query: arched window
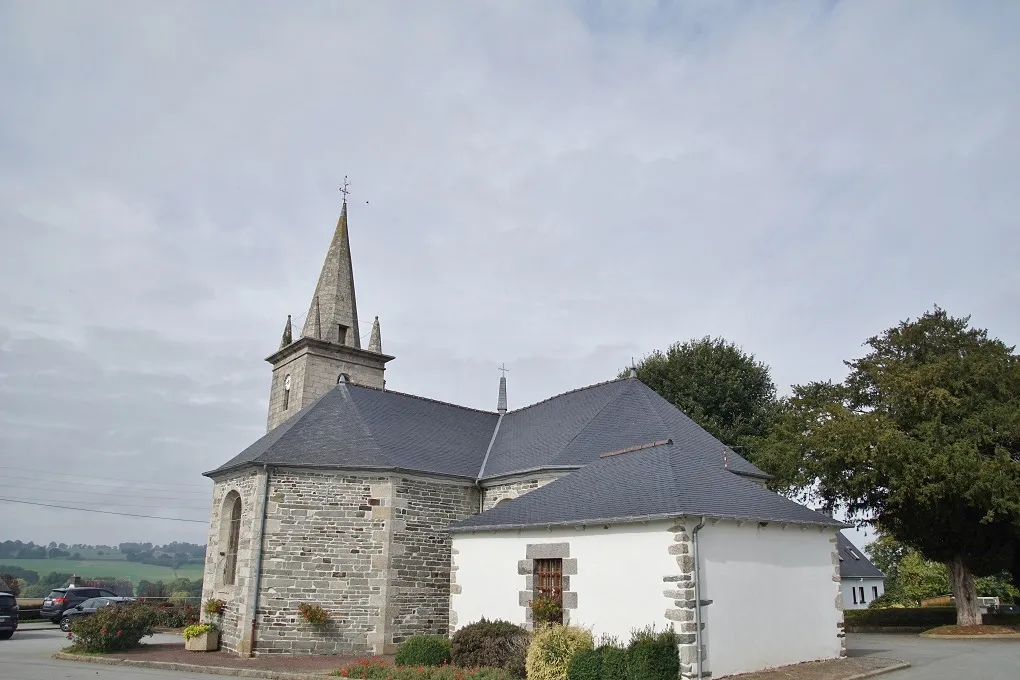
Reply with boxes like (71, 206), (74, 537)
(496, 497), (513, 507)
(222, 493), (242, 586)
(283, 374), (292, 410)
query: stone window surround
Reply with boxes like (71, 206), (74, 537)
(214, 488), (245, 596)
(517, 542), (578, 629)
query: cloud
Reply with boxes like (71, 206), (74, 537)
(0, 0), (1017, 544)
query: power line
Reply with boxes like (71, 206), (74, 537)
(0, 498), (209, 523)
(0, 492), (209, 510)
(0, 466), (211, 490)
(0, 473), (210, 495)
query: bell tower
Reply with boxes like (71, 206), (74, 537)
(264, 196), (394, 431)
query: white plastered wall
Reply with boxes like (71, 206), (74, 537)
(451, 521), (675, 641)
(698, 521), (842, 677)
(841, 578), (885, 610)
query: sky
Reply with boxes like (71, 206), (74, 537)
(0, 1), (1017, 550)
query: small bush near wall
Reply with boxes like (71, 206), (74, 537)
(626, 626), (679, 680)
(332, 658), (511, 679)
(145, 601), (199, 628)
(844, 607), (954, 629)
(526, 625), (593, 680)
(451, 618), (531, 677)
(566, 648), (602, 680)
(68, 602), (156, 653)
(394, 635), (452, 667)
(599, 645), (629, 680)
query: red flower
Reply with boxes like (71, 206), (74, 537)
(101, 626), (108, 633)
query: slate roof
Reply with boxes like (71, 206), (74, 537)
(450, 439), (846, 532)
(207, 377), (769, 483)
(207, 384), (497, 478)
(836, 533), (885, 579)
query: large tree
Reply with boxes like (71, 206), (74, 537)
(624, 336), (778, 452)
(755, 307), (1020, 625)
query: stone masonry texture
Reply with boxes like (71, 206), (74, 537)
(480, 475), (563, 511)
(664, 520), (703, 679)
(266, 341), (388, 431)
(207, 468), (477, 656)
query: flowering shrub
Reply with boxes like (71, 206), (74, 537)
(182, 623), (217, 640)
(298, 602), (330, 626)
(68, 602), (156, 653)
(331, 658), (510, 679)
(203, 598), (226, 616)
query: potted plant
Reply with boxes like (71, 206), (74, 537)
(183, 622), (220, 652)
(297, 602), (330, 627)
(530, 595), (563, 626)
(203, 598), (226, 617)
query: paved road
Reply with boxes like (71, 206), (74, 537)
(848, 632), (1019, 680)
(0, 623), (210, 680)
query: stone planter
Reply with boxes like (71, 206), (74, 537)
(185, 629), (220, 652)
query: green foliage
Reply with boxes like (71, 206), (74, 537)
(530, 596), (563, 625)
(526, 625), (593, 680)
(394, 635), (452, 667)
(598, 645), (629, 680)
(0, 565), (39, 584)
(566, 648), (602, 680)
(146, 601), (199, 628)
(298, 602), (330, 626)
(752, 307), (1020, 622)
(626, 626), (679, 680)
(203, 598), (226, 616)
(68, 601), (156, 653)
(626, 336), (778, 452)
(450, 618), (530, 676)
(181, 622), (217, 640)
(332, 658), (511, 679)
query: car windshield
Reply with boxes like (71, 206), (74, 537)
(0, 595), (15, 607)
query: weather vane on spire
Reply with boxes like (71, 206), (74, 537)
(340, 176), (351, 204)
(498, 363), (511, 377)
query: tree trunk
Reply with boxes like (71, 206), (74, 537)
(949, 555), (981, 627)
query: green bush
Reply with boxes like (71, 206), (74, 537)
(451, 618), (530, 676)
(845, 606), (1020, 629)
(627, 626), (678, 680)
(395, 635), (452, 667)
(182, 623), (216, 641)
(566, 648), (602, 680)
(333, 658), (510, 679)
(526, 625), (593, 680)
(599, 645), (629, 680)
(69, 602), (156, 653)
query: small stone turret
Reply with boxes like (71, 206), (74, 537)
(369, 316), (382, 353)
(279, 315), (293, 349)
(497, 375), (508, 414)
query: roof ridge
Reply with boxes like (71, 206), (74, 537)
(347, 382), (498, 416)
(507, 376), (635, 414)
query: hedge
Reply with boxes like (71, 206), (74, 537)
(845, 607), (1020, 628)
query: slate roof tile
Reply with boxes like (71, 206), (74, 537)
(837, 532), (885, 579)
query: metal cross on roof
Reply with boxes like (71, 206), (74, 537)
(498, 363), (511, 376)
(339, 176), (351, 202)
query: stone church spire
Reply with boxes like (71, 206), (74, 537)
(301, 200), (361, 348)
(279, 315), (293, 349)
(264, 194), (394, 432)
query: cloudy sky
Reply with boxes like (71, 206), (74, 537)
(1, 1), (1017, 548)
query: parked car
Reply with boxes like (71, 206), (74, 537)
(40, 587), (121, 624)
(59, 596), (135, 632)
(0, 590), (18, 640)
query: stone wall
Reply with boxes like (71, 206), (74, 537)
(480, 474), (563, 511)
(266, 341), (389, 431)
(831, 534), (846, 657)
(253, 470), (391, 655)
(389, 478), (478, 649)
(201, 468), (266, 654)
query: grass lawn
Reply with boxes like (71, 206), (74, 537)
(0, 558), (203, 584)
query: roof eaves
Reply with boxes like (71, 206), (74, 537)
(477, 465), (583, 484)
(449, 511), (848, 534)
(206, 462), (479, 483)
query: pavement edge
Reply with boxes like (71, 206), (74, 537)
(845, 661), (912, 680)
(51, 652), (332, 679)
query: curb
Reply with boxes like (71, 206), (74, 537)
(919, 633), (1020, 640)
(52, 652), (334, 679)
(845, 661), (912, 679)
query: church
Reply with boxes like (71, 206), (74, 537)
(201, 200), (847, 678)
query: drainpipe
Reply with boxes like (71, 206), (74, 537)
(247, 464), (271, 656)
(691, 516), (707, 680)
